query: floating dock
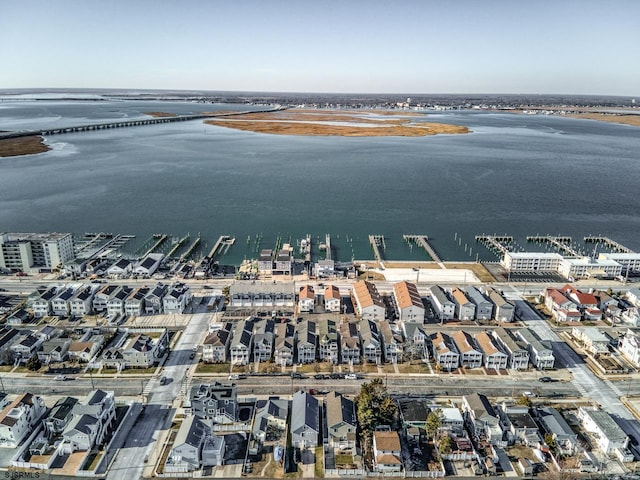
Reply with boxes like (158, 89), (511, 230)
(584, 236), (634, 253)
(404, 234), (445, 268)
(368, 234), (386, 268)
(76, 233), (135, 259)
(207, 235), (235, 258)
(526, 235), (580, 257)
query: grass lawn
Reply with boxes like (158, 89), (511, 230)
(195, 363), (231, 374)
(121, 366), (157, 374)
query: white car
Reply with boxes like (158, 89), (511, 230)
(344, 374), (357, 380)
(228, 374), (240, 380)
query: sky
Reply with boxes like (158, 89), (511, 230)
(1, 0), (639, 96)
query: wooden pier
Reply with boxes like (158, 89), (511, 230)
(76, 233), (135, 259)
(325, 234), (331, 261)
(404, 235), (444, 267)
(368, 235), (386, 268)
(180, 236), (201, 262)
(584, 236), (635, 253)
(526, 235), (580, 257)
(207, 235), (235, 258)
(142, 234), (168, 258)
(475, 235), (513, 256)
(166, 234), (190, 258)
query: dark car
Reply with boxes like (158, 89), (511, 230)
(314, 374), (326, 380)
(539, 376), (553, 383)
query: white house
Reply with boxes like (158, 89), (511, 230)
(0, 393), (46, 448)
(298, 285), (315, 313)
(393, 281), (424, 321)
(323, 285), (341, 313)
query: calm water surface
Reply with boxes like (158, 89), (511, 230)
(1, 101), (639, 264)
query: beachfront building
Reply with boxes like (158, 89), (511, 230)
(0, 232), (74, 273)
(228, 281), (295, 308)
(392, 281), (424, 321)
(257, 249), (274, 275)
(598, 252), (640, 272)
(296, 319), (317, 364)
(203, 324), (232, 364)
(501, 251), (562, 273)
(559, 257), (622, 280)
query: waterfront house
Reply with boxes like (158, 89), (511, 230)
(627, 288), (640, 307)
(429, 285), (455, 321)
(106, 258), (132, 278)
(516, 329), (555, 369)
(228, 280), (295, 308)
(475, 331), (508, 370)
(393, 281), (425, 321)
(134, 253), (163, 277)
(491, 328), (529, 370)
(144, 283), (168, 314)
(102, 330), (168, 370)
(451, 330), (483, 369)
(298, 285), (315, 313)
(290, 391), (319, 448)
(352, 280), (385, 320)
(274, 248), (292, 276)
(0, 393), (46, 448)
(498, 404), (541, 446)
(545, 288), (581, 322)
(202, 323), (232, 364)
(431, 332), (459, 371)
(296, 319), (317, 364)
(465, 286), (493, 321)
(0, 326), (19, 363)
(372, 431), (403, 473)
(323, 285), (341, 312)
(326, 391), (357, 451)
(6, 309), (31, 326)
(189, 382), (237, 424)
(257, 249), (274, 275)
(486, 287), (515, 322)
(452, 288), (476, 320)
(317, 317), (339, 364)
(398, 398), (429, 432)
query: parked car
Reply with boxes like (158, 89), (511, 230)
(539, 376), (553, 383)
(54, 375), (67, 381)
(344, 373), (357, 380)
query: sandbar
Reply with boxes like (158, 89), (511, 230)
(0, 135), (50, 157)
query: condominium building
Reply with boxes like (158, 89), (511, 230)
(0, 232), (74, 273)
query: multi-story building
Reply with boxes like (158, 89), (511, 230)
(0, 393), (46, 448)
(230, 319), (253, 366)
(465, 286), (493, 321)
(189, 383), (237, 424)
(516, 329), (555, 369)
(475, 331), (508, 370)
(203, 323), (232, 364)
(491, 328), (529, 370)
(274, 322), (295, 367)
(392, 281), (424, 321)
(451, 288), (476, 320)
(352, 280), (385, 320)
(296, 319), (317, 364)
(318, 317), (339, 364)
(359, 318), (382, 364)
(429, 286), (455, 321)
(323, 285), (341, 313)
(431, 332), (459, 371)
(501, 251), (562, 273)
(451, 330), (483, 368)
(274, 248), (292, 276)
(298, 285), (315, 313)
(257, 249), (274, 275)
(0, 232), (74, 273)
(486, 287), (515, 322)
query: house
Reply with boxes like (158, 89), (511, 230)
(202, 323), (232, 363)
(274, 248), (292, 276)
(451, 288), (476, 320)
(561, 284), (599, 310)
(325, 392), (356, 451)
(69, 285), (96, 316)
(106, 258), (132, 278)
(257, 249), (274, 275)
(62, 389), (116, 453)
(318, 317), (339, 364)
(165, 416), (213, 473)
(0, 326), (20, 363)
(440, 407), (464, 434)
(486, 287), (515, 322)
(323, 285), (341, 313)
(627, 288), (640, 307)
(10, 332), (43, 363)
(163, 283), (192, 314)
(621, 307), (640, 327)
(32, 286), (58, 318)
(499, 404), (540, 446)
(273, 322), (295, 367)
(352, 280), (385, 320)
(402, 321), (428, 360)
(67, 334), (104, 363)
(572, 327), (610, 356)
(134, 253), (163, 277)
(6, 309), (31, 326)
(44, 396), (78, 438)
(462, 393), (502, 444)
(393, 281), (424, 321)
(398, 398), (429, 432)
(91, 284), (119, 313)
(578, 407), (629, 457)
(491, 328), (529, 370)
(37, 337), (71, 364)
(475, 331), (508, 370)
(252, 318), (275, 363)
(359, 318), (382, 364)
(0, 393), (46, 448)
(431, 332), (459, 371)
(372, 431), (402, 472)
(536, 407), (578, 456)
(545, 288), (581, 322)
(451, 330), (483, 369)
(290, 391), (319, 448)
(465, 286), (493, 321)
(298, 285), (315, 313)
(108, 286), (134, 317)
(252, 397), (289, 444)
(429, 286), (455, 321)
(102, 331), (168, 370)
(189, 383), (237, 424)
(379, 320), (402, 364)
(315, 259), (335, 278)
(619, 329), (640, 367)
(339, 319), (361, 365)
(296, 319), (317, 364)
(202, 434), (225, 467)
(125, 286), (149, 317)
(516, 329), (555, 369)
(51, 287), (75, 316)
(144, 283), (168, 314)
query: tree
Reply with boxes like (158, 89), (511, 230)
(355, 378), (398, 442)
(438, 434), (453, 455)
(516, 394), (532, 407)
(544, 433), (557, 451)
(426, 408), (444, 441)
(26, 354), (41, 371)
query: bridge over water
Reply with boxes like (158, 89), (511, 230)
(0, 108), (282, 140)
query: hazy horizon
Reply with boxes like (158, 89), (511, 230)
(2, 0), (639, 96)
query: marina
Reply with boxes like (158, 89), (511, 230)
(526, 235), (581, 257)
(404, 234), (444, 266)
(368, 234), (386, 268)
(584, 235), (635, 253)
